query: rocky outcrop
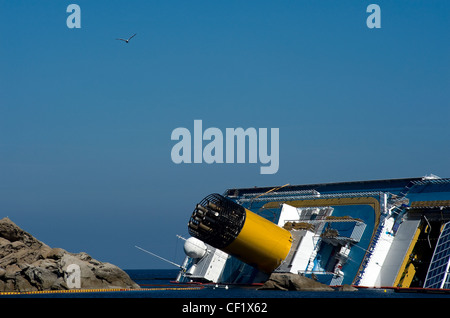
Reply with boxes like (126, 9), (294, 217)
(259, 272), (334, 291)
(0, 217), (140, 292)
(338, 284), (358, 292)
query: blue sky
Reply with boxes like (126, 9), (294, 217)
(0, 1), (449, 269)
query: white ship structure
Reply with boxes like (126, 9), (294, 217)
(175, 175), (450, 290)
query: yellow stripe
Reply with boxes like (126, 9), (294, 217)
(0, 286), (202, 296)
(393, 226), (422, 287)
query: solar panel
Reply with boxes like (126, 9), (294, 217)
(424, 222), (450, 289)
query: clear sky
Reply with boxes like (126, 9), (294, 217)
(0, 1), (449, 269)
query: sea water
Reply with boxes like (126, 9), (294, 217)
(3, 269), (450, 299)
(3, 269), (448, 316)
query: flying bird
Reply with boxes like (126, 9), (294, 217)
(116, 33), (136, 43)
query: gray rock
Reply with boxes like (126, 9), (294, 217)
(259, 272), (334, 291)
(339, 284), (358, 292)
(0, 217), (140, 292)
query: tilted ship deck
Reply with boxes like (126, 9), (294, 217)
(176, 175), (450, 290)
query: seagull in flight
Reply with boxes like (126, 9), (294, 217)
(116, 33), (136, 44)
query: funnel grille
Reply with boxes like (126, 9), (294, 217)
(188, 193), (246, 249)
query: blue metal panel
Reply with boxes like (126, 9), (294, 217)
(424, 222), (450, 289)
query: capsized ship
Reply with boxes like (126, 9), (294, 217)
(176, 175), (450, 289)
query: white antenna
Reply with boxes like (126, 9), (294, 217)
(135, 245), (184, 270)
